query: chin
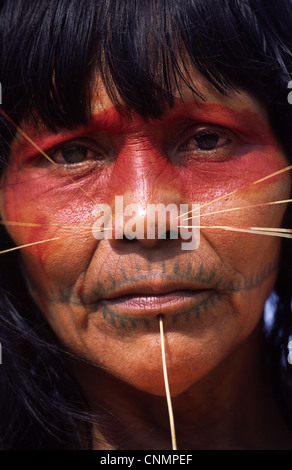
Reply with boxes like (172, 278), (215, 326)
(125, 371), (196, 397)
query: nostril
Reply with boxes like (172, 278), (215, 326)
(121, 230), (179, 241)
(122, 233), (136, 241)
(162, 229), (179, 240)
(165, 230), (171, 240)
(165, 230), (177, 240)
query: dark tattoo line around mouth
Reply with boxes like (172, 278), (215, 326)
(47, 258), (278, 309)
(81, 261), (225, 305)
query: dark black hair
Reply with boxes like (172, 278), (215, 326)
(0, 0), (291, 449)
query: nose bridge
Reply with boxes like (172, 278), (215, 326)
(114, 134), (182, 204)
(108, 137), (188, 243)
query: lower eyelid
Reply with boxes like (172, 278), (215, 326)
(173, 137), (237, 164)
(182, 135), (233, 152)
(49, 145), (105, 163)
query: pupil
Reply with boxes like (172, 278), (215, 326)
(195, 133), (219, 150)
(62, 145), (88, 163)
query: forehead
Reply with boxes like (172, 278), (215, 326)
(11, 69), (272, 155)
(91, 70), (269, 124)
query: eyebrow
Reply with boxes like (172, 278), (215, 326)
(11, 107), (134, 160)
(151, 101), (273, 139)
(10, 101), (275, 160)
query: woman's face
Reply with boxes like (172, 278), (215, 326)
(0, 75), (290, 396)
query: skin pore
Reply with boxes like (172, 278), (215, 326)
(0, 74), (291, 449)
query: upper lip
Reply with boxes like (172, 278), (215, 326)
(84, 278), (215, 304)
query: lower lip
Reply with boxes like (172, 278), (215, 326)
(103, 290), (210, 316)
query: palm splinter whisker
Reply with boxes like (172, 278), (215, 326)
(0, 237), (60, 255)
(177, 165), (292, 220)
(158, 314), (177, 451)
(178, 225), (292, 239)
(0, 220), (42, 227)
(253, 165), (292, 184)
(185, 199), (292, 220)
(179, 224), (292, 233)
(0, 109), (99, 206)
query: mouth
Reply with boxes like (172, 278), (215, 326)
(92, 278), (217, 318)
(102, 289), (210, 316)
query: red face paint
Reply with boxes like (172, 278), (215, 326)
(4, 100), (288, 253)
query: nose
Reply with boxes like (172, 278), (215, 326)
(108, 176), (199, 251)
(112, 188), (188, 247)
(92, 137), (199, 250)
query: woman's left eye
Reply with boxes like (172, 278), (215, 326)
(188, 130), (232, 151)
(173, 127), (235, 164)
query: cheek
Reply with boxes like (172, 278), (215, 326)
(179, 148), (290, 205)
(1, 173), (99, 290)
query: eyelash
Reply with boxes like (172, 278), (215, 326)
(47, 139), (106, 166)
(43, 125), (234, 168)
(177, 126), (234, 160)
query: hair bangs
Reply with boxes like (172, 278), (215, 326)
(0, 0), (292, 137)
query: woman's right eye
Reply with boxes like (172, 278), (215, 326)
(48, 141), (105, 165)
